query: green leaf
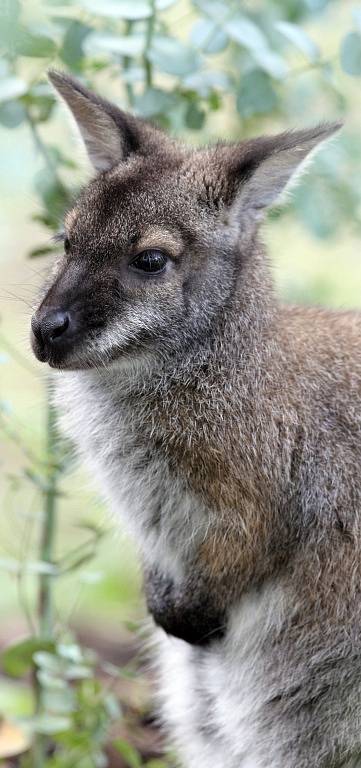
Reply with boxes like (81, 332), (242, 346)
(34, 168), (71, 228)
(79, 0), (159, 19)
(146, 762), (169, 768)
(275, 21), (319, 62)
(2, 638), (55, 678)
(25, 94), (54, 123)
(113, 739), (142, 768)
(0, 100), (26, 128)
(185, 101), (205, 130)
(148, 36), (201, 76)
(60, 21), (91, 70)
(134, 87), (177, 117)
(34, 652), (64, 674)
(60, 550), (96, 574)
(65, 664), (93, 680)
(75, 518), (108, 536)
(340, 32), (361, 76)
(224, 17), (287, 79)
(31, 714), (71, 734)
(84, 32), (144, 57)
(253, 47), (288, 79)
(0, 679), (32, 718)
(28, 245), (58, 258)
(191, 19), (228, 54)
(15, 28), (57, 58)
(237, 69), (278, 118)
(57, 643), (83, 663)
(192, 0), (229, 23)
(122, 66), (144, 84)
(25, 561), (58, 575)
(37, 670), (67, 689)
(0, 0), (20, 49)
(184, 69), (231, 97)
(42, 686), (76, 714)
(224, 17), (268, 51)
(0, 77), (27, 103)
(47, 145), (77, 169)
(104, 692), (122, 720)
(294, 177), (339, 238)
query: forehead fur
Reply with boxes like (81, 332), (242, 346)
(65, 142), (244, 246)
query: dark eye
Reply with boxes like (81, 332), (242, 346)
(130, 249), (168, 275)
(64, 237), (71, 254)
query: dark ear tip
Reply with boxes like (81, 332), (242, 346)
(319, 120), (343, 139)
(47, 68), (74, 95)
(48, 69), (83, 95)
(48, 68), (65, 86)
(328, 119), (343, 133)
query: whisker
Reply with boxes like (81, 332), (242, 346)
(0, 289), (34, 309)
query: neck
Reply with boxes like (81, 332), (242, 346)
(163, 238), (277, 383)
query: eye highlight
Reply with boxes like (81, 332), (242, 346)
(130, 249), (168, 275)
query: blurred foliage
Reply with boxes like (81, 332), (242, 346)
(1, 0), (361, 239)
(1, 0), (361, 765)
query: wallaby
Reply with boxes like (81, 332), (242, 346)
(30, 70), (361, 768)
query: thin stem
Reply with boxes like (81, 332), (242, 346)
(123, 20), (136, 107)
(32, 383), (59, 767)
(25, 107), (61, 182)
(38, 385), (58, 638)
(144, 0), (156, 90)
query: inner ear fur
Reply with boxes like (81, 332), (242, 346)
(221, 123), (342, 215)
(48, 70), (168, 172)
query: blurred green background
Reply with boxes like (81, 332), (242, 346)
(2, 0), (361, 764)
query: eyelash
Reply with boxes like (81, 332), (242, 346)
(52, 231), (65, 244)
(52, 232), (70, 254)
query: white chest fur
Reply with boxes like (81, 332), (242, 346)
(157, 582), (287, 768)
(54, 369), (209, 581)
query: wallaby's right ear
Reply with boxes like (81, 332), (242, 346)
(48, 70), (162, 172)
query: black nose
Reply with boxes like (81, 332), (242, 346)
(31, 309), (73, 361)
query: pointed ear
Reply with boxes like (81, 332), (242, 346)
(48, 70), (161, 172)
(228, 123), (342, 216)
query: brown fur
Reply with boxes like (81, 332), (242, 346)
(30, 72), (361, 766)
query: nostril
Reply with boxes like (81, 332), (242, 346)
(49, 312), (70, 341)
(32, 309), (72, 349)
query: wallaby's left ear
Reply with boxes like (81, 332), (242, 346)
(229, 122), (342, 216)
(48, 70), (165, 172)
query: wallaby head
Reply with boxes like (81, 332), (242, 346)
(31, 70), (340, 371)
